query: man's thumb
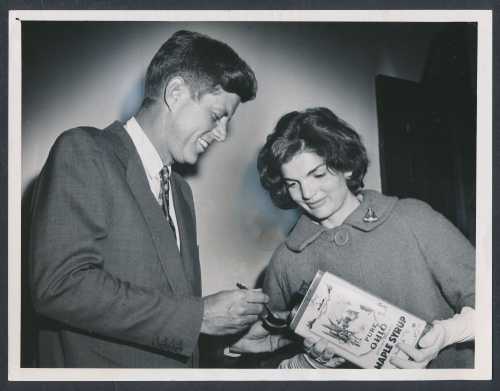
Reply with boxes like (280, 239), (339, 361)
(273, 335), (293, 351)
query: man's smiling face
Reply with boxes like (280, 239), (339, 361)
(164, 86), (241, 165)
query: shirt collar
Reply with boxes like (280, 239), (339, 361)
(124, 117), (166, 179)
(285, 190), (398, 252)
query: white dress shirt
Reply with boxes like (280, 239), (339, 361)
(124, 117), (180, 249)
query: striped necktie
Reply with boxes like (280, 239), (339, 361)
(159, 166), (177, 240)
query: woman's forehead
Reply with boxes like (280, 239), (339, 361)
(281, 151), (325, 177)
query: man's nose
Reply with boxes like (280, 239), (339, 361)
(213, 118), (228, 142)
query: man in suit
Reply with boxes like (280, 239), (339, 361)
(29, 30), (284, 368)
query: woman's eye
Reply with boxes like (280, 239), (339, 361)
(286, 182), (297, 189)
(314, 172), (326, 178)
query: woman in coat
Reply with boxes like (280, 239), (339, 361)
(257, 107), (475, 369)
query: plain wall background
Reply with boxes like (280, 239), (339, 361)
(22, 21), (442, 294)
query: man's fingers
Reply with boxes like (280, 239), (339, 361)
(243, 314), (259, 325)
(277, 335), (293, 349)
(231, 314), (258, 329)
(237, 303), (265, 316)
(243, 290), (270, 304)
(270, 335), (293, 352)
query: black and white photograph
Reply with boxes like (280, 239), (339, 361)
(7, 9), (492, 382)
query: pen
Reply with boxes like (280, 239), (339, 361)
(236, 282), (286, 328)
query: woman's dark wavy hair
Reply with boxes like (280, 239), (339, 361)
(144, 30), (257, 103)
(257, 107), (369, 210)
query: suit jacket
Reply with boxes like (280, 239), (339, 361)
(29, 122), (203, 368)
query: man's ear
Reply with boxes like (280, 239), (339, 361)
(163, 77), (190, 111)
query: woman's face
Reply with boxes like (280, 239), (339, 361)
(281, 150), (358, 228)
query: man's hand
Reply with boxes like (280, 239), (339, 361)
(200, 289), (269, 335)
(229, 312), (293, 354)
(390, 323), (447, 369)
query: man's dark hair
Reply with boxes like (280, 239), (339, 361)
(257, 107), (369, 210)
(144, 30), (257, 103)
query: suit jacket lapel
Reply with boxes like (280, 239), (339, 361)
(171, 174), (200, 296)
(102, 122), (192, 296)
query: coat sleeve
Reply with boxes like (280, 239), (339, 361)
(29, 129), (203, 357)
(263, 244), (292, 311)
(400, 199), (475, 312)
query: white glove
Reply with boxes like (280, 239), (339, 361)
(391, 307), (475, 368)
(433, 306), (475, 346)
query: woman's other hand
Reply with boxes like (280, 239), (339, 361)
(391, 307), (474, 368)
(303, 336), (346, 368)
(390, 323), (447, 368)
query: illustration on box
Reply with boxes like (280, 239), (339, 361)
(291, 271), (429, 369)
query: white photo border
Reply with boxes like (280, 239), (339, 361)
(8, 9), (492, 381)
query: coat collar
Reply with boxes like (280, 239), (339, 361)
(100, 121), (135, 167)
(285, 190), (398, 252)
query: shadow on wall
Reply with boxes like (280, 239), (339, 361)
(120, 74), (207, 180)
(119, 75), (145, 123)
(240, 153), (299, 251)
(238, 151), (300, 289)
(21, 177), (38, 367)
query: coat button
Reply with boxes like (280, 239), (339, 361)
(334, 229), (349, 246)
(320, 231), (331, 240)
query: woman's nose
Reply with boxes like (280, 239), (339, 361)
(301, 182), (315, 200)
